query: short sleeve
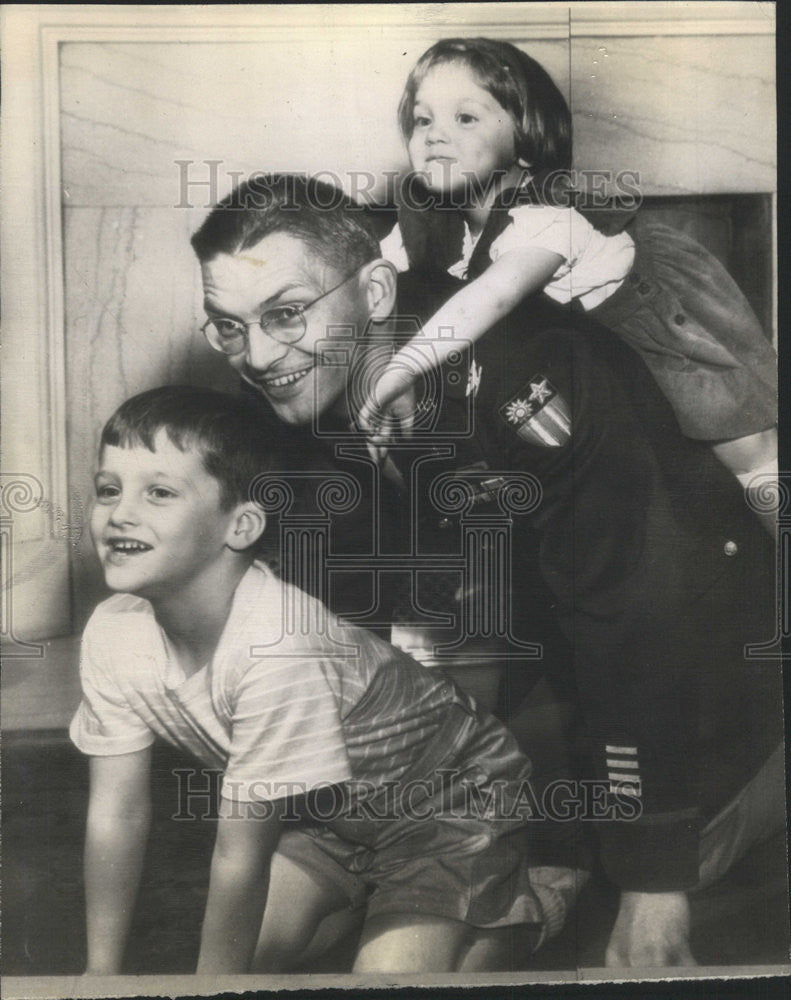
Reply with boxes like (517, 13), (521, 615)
(379, 222), (410, 272)
(69, 613), (155, 756)
(490, 206), (593, 266)
(221, 657), (352, 803)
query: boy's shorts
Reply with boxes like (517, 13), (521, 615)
(275, 704), (585, 949)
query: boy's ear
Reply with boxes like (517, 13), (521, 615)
(225, 503), (266, 553)
(360, 259), (397, 321)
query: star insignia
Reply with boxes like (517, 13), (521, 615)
(528, 379), (552, 404)
(499, 375), (570, 447)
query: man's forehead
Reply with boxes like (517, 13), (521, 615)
(201, 231), (326, 299)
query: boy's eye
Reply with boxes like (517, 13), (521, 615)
(96, 484), (120, 501)
(457, 113), (478, 125)
(413, 115), (431, 128)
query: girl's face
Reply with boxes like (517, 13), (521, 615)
(407, 61), (523, 198)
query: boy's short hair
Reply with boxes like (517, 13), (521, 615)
(100, 385), (278, 512)
(398, 37), (572, 179)
(190, 173), (381, 272)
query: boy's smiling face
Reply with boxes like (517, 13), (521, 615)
(91, 431), (240, 601)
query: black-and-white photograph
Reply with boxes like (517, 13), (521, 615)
(2, 3), (787, 995)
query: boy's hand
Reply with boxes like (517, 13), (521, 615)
(605, 890), (696, 968)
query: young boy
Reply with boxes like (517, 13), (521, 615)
(70, 385), (578, 975)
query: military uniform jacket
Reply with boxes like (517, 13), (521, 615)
(389, 270), (782, 892)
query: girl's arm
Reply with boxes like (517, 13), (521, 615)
(84, 747), (152, 975)
(196, 796), (285, 973)
(360, 247), (563, 433)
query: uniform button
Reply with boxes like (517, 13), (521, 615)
(638, 281), (651, 294)
(674, 313), (686, 325)
(724, 540), (738, 556)
(438, 517), (452, 529)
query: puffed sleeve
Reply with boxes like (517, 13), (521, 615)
(69, 607), (156, 756)
(490, 205), (594, 266)
(379, 222), (410, 272)
(221, 656), (352, 804)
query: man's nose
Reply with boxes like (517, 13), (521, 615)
(245, 323), (288, 371)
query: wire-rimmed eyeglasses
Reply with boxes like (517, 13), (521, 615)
(201, 266), (361, 355)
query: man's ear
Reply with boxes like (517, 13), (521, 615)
(225, 503), (267, 553)
(360, 259), (397, 321)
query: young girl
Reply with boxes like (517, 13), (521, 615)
(361, 38), (777, 529)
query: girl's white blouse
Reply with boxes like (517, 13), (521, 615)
(380, 205), (636, 312)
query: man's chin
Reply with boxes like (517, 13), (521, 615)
(263, 388), (340, 429)
(241, 370), (348, 428)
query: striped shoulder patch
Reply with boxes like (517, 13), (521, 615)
(499, 376), (571, 447)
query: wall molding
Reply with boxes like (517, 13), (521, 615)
(28, 1), (775, 35)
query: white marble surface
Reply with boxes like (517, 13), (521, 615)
(59, 34), (773, 206)
(59, 39), (570, 206)
(571, 35), (775, 195)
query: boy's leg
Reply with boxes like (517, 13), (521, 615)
(457, 923), (542, 972)
(352, 914), (540, 973)
(352, 913), (473, 973)
(251, 850), (362, 972)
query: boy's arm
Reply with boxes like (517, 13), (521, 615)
(360, 248), (563, 432)
(84, 747), (152, 975)
(197, 796), (285, 973)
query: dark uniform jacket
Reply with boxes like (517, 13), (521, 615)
(389, 267), (781, 892)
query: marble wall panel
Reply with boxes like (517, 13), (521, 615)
(60, 34), (774, 209)
(59, 39), (570, 206)
(570, 35), (775, 195)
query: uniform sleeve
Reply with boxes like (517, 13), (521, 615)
(69, 613), (156, 757)
(221, 657), (352, 804)
(485, 320), (703, 890)
(379, 222), (410, 272)
(490, 206), (593, 266)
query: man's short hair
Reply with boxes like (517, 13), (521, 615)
(191, 173), (381, 273)
(100, 385), (279, 512)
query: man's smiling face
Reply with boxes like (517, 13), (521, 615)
(201, 232), (366, 425)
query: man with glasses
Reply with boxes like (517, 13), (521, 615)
(191, 173), (783, 969)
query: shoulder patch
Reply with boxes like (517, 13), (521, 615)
(499, 376), (571, 447)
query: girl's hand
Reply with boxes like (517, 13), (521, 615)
(357, 394), (397, 447)
(357, 366), (419, 447)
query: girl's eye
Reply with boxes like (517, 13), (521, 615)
(96, 484), (120, 501)
(413, 116), (431, 128)
(457, 113), (478, 125)
(149, 487), (176, 501)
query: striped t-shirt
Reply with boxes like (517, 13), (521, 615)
(70, 562), (476, 804)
